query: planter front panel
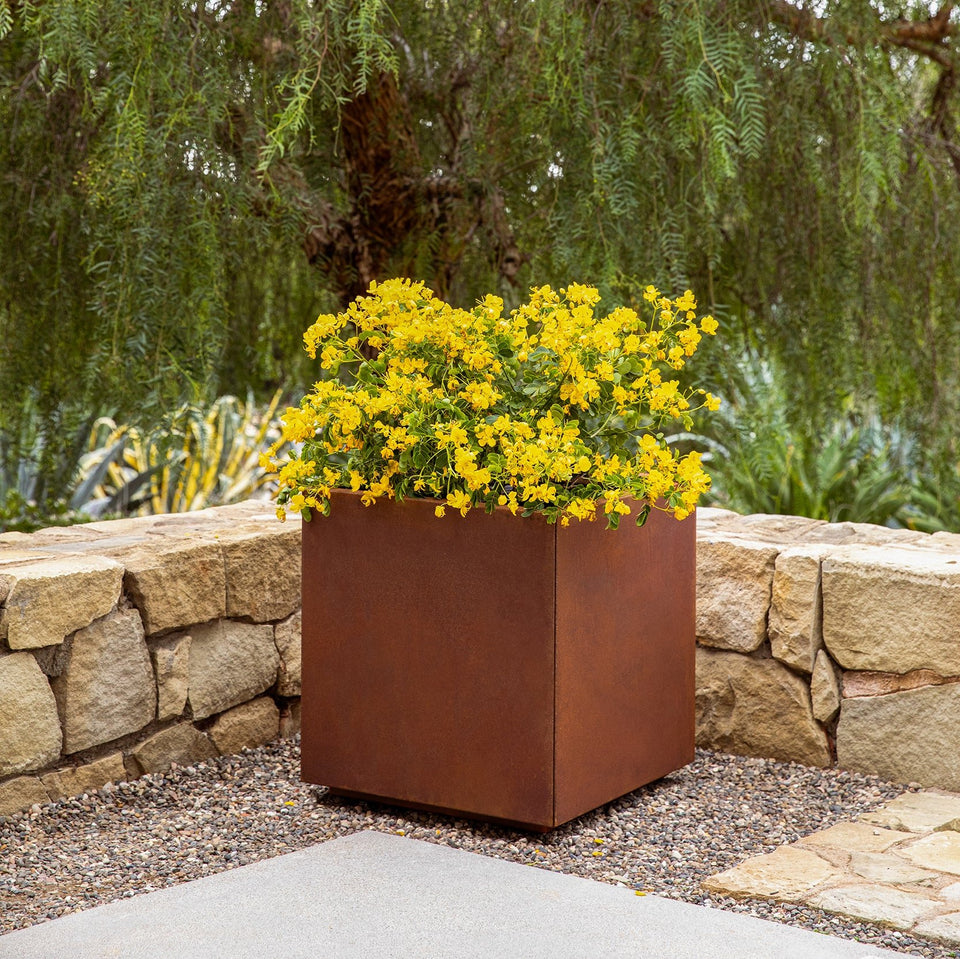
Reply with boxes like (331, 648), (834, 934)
(301, 491), (557, 826)
(554, 508), (696, 825)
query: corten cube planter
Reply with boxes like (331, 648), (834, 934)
(300, 489), (695, 832)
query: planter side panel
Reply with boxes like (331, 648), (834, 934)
(554, 509), (696, 826)
(301, 492), (557, 827)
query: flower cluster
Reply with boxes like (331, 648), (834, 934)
(263, 278), (719, 527)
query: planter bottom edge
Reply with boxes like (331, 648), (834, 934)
(314, 785), (558, 834)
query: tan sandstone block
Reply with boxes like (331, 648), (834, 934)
(219, 523), (301, 622)
(187, 620), (280, 720)
(809, 884), (941, 930)
(0, 776), (50, 816)
(0, 550), (53, 569)
(837, 686), (960, 791)
(52, 608), (156, 754)
(693, 507), (742, 534)
(797, 821), (913, 853)
(274, 610), (301, 697)
(842, 670), (954, 698)
(915, 912), (960, 945)
(40, 752), (126, 800)
(0, 556), (123, 649)
(207, 697), (280, 755)
(131, 724), (217, 775)
(848, 851), (938, 884)
(150, 632), (192, 721)
(121, 540), (225, 636)
(702, 846), (839, 900)
(696, 537), (779, 652)
(721, 513), (827, 541)
(900, 831), (960, 876)
(799, 522), (927, 547)
(769, 547), (827, 674)
(822, 546), (960, 674)
(861, 791), (960, 833)
(810, 650), (841, 723)
(0, 652), (61, 777)
(695, 647), (831, 767)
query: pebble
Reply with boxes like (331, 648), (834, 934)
(0, 742), (954, 957)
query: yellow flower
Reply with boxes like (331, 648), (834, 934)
(674, 290), (696, 312)
(273, 277), (719, 526)
(563, 283), (601, 306)
(447, 490), (472, 516)
(460, 380), (502, 410)
(434, 504), (446, 518)
(475, 423), (497, 447)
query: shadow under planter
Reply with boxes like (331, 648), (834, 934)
(300, 490), (695, 832)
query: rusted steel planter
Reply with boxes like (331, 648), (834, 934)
(300, 489), (695, 832)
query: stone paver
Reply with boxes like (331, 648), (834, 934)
(900, 832), (960, 876)
(702, 846), (840, 899)
(704, 789), (960, 947)
(847, 851), (937, 885)
(915, 912), (960, 946)
(809, 884), (942, 931)
(860, 791), (960, 833)
(796, 821), (913, 854)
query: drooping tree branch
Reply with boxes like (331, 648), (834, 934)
(764, 3), (960, 182)
(764, 1), (956, 55)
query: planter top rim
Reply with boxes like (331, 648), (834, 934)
(321, 488), (692, 527)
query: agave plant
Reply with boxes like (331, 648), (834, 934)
(75, 391), (288, 519)
(0, 397), (95, 532)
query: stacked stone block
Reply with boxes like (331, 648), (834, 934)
(0, 502), (302, 817)
(696, 509), (960, 790)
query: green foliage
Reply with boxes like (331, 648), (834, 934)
(899, 465), (960, 534)
(695, 358), (911, 526)
(5, 2), (960, 524)
(0, 1), (328, 516)
(0, 397), (97, 531)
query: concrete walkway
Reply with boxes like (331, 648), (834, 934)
(0, 830), (902, 959)
(706, 790), (960, 947)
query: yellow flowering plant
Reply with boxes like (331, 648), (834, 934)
(263, 278), (720, 528)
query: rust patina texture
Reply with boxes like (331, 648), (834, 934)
(300, 489), (695, 831)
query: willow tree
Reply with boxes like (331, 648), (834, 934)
(2, 1), (960, 511)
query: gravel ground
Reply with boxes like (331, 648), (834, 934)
(0, 739), (956, 957)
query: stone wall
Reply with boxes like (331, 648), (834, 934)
(2, 502), (959, 819)
(0, 502), (302, 817)
(696, 507), (960, 790)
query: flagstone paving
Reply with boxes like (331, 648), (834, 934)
(704, 790), (960, 947)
